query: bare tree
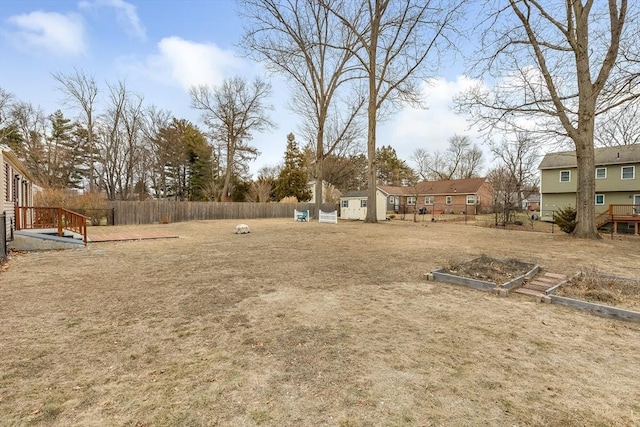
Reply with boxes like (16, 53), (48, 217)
(457, 0), (639, 238)
(410, 148), (433, 181)
(489, 133), (540, 210)
(8, 101), (48, 182)
(190, 77), (274, 201)
(240, 0), (364, 211)
(0, 88), (16, 143)
(325, 0), (463, 222)
(411, 135), (484, 181)
(52, 69), (99, 191)
(487, 166), (519, 225)
(596, 101), (640, 146)
(97, 81), (145, 200)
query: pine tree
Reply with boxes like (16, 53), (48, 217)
(275, 133), (311, 202)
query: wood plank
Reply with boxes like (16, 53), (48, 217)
(543, 272), (567, 280)
(529, 280), (555, 288)
(514, 288), (544, 297)
(535, 277), (558, 284)
(526, 284), (550, 292)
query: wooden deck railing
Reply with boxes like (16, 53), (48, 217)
(14, 206), (88, 244)
(596, 204), (640, 228)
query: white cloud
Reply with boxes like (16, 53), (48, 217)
(135, 36), (242, 89)
(79, 0), (146, 40)
(384, 75), (485, 159)
(4, 11), (86, 56)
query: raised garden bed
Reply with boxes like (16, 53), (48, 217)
(549, 271), (640, 323)
(428, 255), (539, 292)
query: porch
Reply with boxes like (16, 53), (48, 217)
(596, 204), (640, 235)
(15, 206), (88, 244)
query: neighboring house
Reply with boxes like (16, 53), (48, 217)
(380, 177), (494, 216)
(539, 144), (640, 232)
(523, 192), (541, 211)
(339, 178), (494, 220)
(1, 145), (35, 240)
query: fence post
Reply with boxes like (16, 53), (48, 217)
(110, 207), (115, 226)
(58, 207), (63, 237)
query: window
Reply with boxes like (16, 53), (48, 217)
(560, 170), (571, 182)
(621, 166), (635, 180)
(445, 196), (452, 205)
(466, 195), (475, 205)
(407, 196), (416, 205)
(595, 168), (607, 179)
(360, 199), (367, 208)
(595, 194), (605, 205)
(424, 196), (434, 205)
(341, 200), (348, 208)
(388, 196), (396, 205)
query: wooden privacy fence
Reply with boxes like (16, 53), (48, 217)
(108, 201), (337, 225)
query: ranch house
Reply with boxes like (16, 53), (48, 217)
(381, 178), (494, 216)
(339, 178), (494, 221)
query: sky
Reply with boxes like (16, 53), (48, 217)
(0, 0), (486, 176)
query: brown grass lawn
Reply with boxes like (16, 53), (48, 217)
(1, 218), (639, 426)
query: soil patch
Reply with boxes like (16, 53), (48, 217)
(554, 271), (640, 311)
(442, 255), (535, 285)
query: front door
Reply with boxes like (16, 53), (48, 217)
(634, 195), (640, 214)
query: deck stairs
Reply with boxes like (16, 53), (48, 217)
(514, 271), (567, 298)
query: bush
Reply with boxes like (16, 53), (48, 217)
(34, 188), (108, 225)
(554, 206), (577, 234)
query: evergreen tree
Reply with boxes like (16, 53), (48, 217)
(46, 110), (84, 188)
(151, 118), (214, 200)
(376, 145), (416, 186)
(275, 133), (311, 202)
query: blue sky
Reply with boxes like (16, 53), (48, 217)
(0, 0), (483, 175)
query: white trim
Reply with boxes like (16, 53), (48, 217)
(595, 194), (605, 206)
(595, 167), (607, 179)
(559, 170), (571, 182)
(621, 165), (635, 180)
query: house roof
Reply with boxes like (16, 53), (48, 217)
(539, 144), (640, 169)
(1, 144), (36, 182)
(379, 178), (489, 196)
(343, 178), (489, 198)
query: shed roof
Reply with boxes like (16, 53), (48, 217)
(539, 144), (640, 169)
(341, 190), (368, 198)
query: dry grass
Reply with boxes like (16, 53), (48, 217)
(555, 270), (640, 311)
(1, 218), (639, 426)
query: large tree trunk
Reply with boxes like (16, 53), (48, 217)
(573, 135), (600, 239)
(315, 128), (324, 213)
(365, 96), (377, 223)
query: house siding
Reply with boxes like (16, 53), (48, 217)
(1, 148), (35, 240)
(539, 145), (640, 220)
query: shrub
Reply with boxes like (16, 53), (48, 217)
(554, 206), (577, 234)
(279, 196), (298, 203)
(34, 188), (108, 225)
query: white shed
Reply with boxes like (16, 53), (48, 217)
(340, 189), (388, 221)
